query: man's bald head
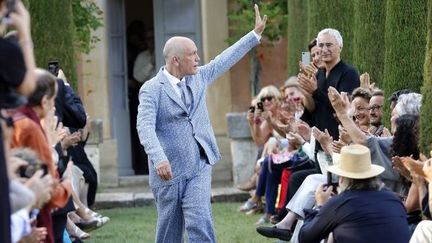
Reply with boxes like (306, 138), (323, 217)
(163, 36), (195, 63)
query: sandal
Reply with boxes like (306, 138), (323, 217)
(67, 219), (90, 240)
(239, 199), (258, 212)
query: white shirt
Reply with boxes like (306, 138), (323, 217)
(163, 68), (186, 99)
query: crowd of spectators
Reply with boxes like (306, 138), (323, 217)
(239, 27), (432, 243)
(1, 1), (107, 242)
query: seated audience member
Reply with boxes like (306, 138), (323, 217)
(328, 87), (421, 193)
(11, 69), (72, 243)
(299, 144), (410, 243)
(368, 89), (390, 137)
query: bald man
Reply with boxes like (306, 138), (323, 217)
(137, 5), (266, 243)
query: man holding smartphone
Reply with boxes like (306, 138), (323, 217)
(298, 28), (360, 142)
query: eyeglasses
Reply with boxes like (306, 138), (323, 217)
(260, 96), (274, 103)
(368, 105), (383, 111)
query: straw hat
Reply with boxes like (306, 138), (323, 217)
(327, 144), (384, 179)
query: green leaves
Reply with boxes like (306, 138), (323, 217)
(72, 0), (104, 54)
(226, 0), (287, 45)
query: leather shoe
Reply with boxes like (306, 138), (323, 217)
(256, 225), (292, 241)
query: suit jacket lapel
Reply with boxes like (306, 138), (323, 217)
(158, 70), (188, 113)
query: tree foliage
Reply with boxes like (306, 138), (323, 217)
(307, 0), (355, 63)
(420, 0), (432, 154)
(382, 0), (427, 124)
(72, 0), (103, 54)
(226, 0), (288, 45)
(352, 0), (386, 86)
(286, 0), (308, 77)
(29, 0), (78, 88)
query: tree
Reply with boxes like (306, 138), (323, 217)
(352, 0), (386, 86)
(420, 0), (432, 154)
(227, 0), (287, 96)
(29, 0), (78, 87)
(382, 0), (427, 124)
(286, 0), (308, 77)
(307, 0), (355, 63)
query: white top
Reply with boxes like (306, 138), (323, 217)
(163, 68), (186, 99)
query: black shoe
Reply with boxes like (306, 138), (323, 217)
(256, 225), (292, 241)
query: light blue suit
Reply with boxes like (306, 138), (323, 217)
(137, 31), (259, 242)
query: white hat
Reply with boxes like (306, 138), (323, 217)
(327, 144), (384, 179)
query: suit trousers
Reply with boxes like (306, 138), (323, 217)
(152, 159), (215, 243)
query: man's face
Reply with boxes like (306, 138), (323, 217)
(311, 46), (323, 68)
(351, 97), (370, 127)
(178, 40), (200, 77)
(369, 95), (384, 126)
(317, 34), (341, 64)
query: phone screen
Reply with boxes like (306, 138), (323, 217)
(301, 52), (311, 66)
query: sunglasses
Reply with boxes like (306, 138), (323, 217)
(260, 96), (274, 103)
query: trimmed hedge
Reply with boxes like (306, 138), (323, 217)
(352, 0), (386, 87)
(420, 0), (432, 154)
(29, 0), (77, 88)
(287, 0), (308, 77)
(307, 0), (355, 64)
(382, 0), (427, 125)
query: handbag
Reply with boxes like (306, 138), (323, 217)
(271, 149), (315, 172)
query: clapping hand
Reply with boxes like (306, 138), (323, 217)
(328, 87), (350, 117)
(313, 127), (333, 155)
(423, 159), (432, 183)
(298, 73), (317, 94)
(360, 72), (375, 92)
(253, 4), (267, 36)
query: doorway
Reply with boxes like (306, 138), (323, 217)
(125, 0), (154, 175)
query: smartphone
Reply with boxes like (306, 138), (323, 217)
(257, 102), (264, 112)
(48, 60), (60, 77)
(249, 106), (255, 113)
(301, 52), (311, 66)
(326, 172), (338, 194)
(19, 163), (48, 178)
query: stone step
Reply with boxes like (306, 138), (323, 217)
(94, 187), (250, 209)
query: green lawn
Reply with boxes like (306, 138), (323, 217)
(87, 202), (277, 243)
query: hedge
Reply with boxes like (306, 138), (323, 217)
(307, 0), (355, 64)
(382, 0), (427, 125)
(286, 0), (308, 77)
(29, 0), (77, 88)
(420, 0), (432, 154)
(352, 0), (386, 87)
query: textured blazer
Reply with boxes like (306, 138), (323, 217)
(137, 31), (259, 188)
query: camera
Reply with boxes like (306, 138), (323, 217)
(18, 163), (48, 178)
(257, 102), (264, 112)
(249, 106), (255, 113)
(48, 60), (60, 77)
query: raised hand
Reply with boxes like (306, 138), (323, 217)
(298, 73), (317, 94)
(360, 72), (375, 92)
(253, 4), (267, 36)
(313, 127), (333, 155)
(328, 87), (350, 117)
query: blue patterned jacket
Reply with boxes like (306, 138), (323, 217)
(137, 31), (259, 188)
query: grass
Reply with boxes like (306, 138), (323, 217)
(86, 202), (277, 243)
